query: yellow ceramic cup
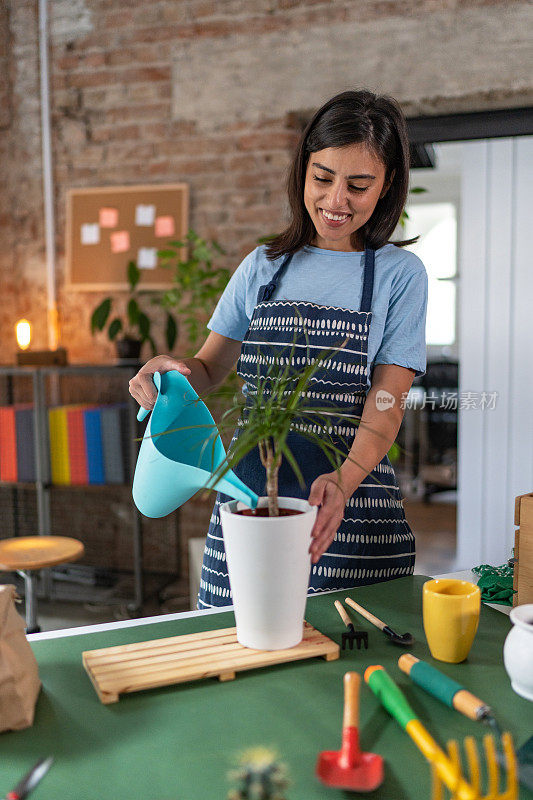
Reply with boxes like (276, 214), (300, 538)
(422, 579), (481, 663)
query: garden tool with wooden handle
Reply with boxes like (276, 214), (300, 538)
(344, 597), (414, 645)
(334, 601), (368, 650)
(364, 665), (517, 800)
(398, 654), (500, 732)
(316, 672), (384, 791)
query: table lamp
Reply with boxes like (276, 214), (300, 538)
(15, 318), (68, 366)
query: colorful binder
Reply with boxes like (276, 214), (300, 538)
(84, 408), (105, 485)
(48, 407), (71, 485)
(67, 406), (89, 485)
(0, 406), (17, 482)
(15, 405), (35, 482)
(100, 405), (128, 484)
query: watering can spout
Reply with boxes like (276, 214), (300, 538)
(217, 473), (258, 509)
(133, 371), (259, 517)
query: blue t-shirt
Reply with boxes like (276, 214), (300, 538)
(207, 243), (428, 387)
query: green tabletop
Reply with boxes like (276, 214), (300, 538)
(4, 576), (533, 800)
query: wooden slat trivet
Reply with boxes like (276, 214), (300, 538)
(83, 622), (339, 704)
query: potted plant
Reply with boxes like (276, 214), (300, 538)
(156, 229), (230, 353)
(134, 321), (392, 649)
(155, 229), (241, 406)
(195, 327), (385, 649)
(90, 260), (177, 362)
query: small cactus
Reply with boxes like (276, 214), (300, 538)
(227, 747), (289, 800)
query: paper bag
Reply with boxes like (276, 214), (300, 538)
(0, 585), (41, 732)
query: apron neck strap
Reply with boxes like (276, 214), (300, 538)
(360, 247), (375, 313)
(257, 253), (293, 303)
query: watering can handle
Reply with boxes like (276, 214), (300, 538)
(137, 406), (150, 422)
(136, 372), (164, 422)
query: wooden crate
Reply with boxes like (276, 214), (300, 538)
(83, 622), (339, 704)
(514, 493), (533, 606)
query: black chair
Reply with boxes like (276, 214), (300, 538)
(418, 360), (458, 502)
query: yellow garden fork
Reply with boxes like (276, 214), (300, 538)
(431, 733), (517, 800)
(364, 666), (517, 800)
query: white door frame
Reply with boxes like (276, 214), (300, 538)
(457, 136), (533, 568)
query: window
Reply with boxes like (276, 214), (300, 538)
(402, 202), (457, 346)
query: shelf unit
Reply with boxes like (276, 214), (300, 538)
(0, 364), (150, 613)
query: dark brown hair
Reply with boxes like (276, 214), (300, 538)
(265, 89), (418, 259)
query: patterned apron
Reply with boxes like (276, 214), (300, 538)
(198, 247), (415, 608)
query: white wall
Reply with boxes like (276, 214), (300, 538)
(457, 136), (533, 567)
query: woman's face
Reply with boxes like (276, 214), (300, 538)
(303, 143), (391, 251)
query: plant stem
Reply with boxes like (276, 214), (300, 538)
(259, 439), (280, 517)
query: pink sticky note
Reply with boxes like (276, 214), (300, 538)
(99, 207), (119, 228)
(110, 231), (130, 254)
(155, 216), (175, 237)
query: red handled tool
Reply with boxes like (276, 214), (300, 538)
(316, 671), (384, 792)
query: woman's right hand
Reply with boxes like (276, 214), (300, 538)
(128, 355), (191, 411)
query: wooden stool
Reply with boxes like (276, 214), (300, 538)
(0, 536), (85, 633)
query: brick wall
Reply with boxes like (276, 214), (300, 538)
(3, 0), (532, 358)
(0, 0), (531, 588)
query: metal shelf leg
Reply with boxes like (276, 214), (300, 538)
(19, 570), (40, 634)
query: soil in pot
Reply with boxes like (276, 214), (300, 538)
(236, 507), (303, 517)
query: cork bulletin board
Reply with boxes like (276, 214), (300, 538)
(66, 183), (189, 290)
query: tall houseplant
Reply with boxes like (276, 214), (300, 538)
(196, 329), (391, 650)
(202, 330), (390, 517)
(91, 260), (177, 360)
(136, 326), (392, 649)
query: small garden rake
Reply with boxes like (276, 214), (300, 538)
(334, 601), (368, 650)
(364, 665), (517, 800)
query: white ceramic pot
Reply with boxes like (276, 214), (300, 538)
(503, 603), (533, 702)
(219, 496), (317, 651)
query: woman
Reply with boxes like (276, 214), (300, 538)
(129, 89), (428, 608)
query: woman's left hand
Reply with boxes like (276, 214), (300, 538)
(307, 471), (350, 564)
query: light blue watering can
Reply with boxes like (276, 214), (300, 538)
(132, 371), (259, 518)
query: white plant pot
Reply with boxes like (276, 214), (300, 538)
(503, 604), (533, 702)
(219, 496), (317, 651)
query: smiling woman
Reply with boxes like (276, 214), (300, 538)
(304, 144), (390, 251)
(265, 89), (417, 259)
(129, 89), (428, 609)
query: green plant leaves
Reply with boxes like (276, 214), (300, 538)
(91, 230), (228, 356)
(165, 313), (177, 351)
(256, 233), (278, 244)
(138, 311), (150, 339)
(108, 318), (122, 340)
(157, 249), (178, 261)
(197, 312), (397, 508)
(127, 298), (140, 326)
(90, 298), (112, 332)
(127, 260), (141, 290)
(151, 230), (229, 354)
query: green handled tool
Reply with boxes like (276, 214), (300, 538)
(398, 653), (499, 732)
(364, 665), (479, 800)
